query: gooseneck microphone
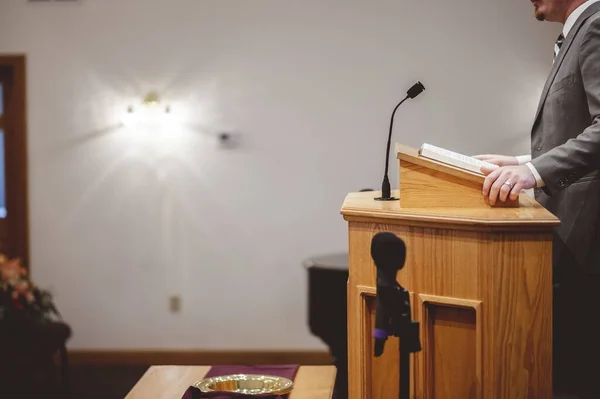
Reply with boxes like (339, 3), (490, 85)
(375, 81), (425, 201)
(371, 232), (406, 356)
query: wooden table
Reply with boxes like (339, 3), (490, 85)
(125, 365), (337, 399)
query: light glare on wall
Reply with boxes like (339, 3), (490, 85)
(122, 91), (172, 128)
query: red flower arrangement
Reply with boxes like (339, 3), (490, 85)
(0, 255), (60, 323)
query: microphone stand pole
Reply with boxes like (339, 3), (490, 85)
(379, 283), (421, 399)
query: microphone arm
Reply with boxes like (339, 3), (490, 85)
(378, 95), (409, 201)
(375, 81), (425, 202)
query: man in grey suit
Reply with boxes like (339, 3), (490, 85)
(476, 0), (600, 397)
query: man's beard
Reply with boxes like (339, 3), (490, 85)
(535, 9), (546, 21)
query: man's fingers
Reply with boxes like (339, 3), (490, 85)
(509, 182), (524, 201)
(498, 180), (513, 202)
(481, 165), (499, 175)
(489, 171), (510, 205)
(475, 154), (498, 163)
(482, 168), (502, 196)
(482, 166), (531, 205)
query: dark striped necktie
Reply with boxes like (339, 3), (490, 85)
(554, 33), (565, 59)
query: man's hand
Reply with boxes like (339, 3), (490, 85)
(473, 154), (519, 167)
(481, 165), (536, 205)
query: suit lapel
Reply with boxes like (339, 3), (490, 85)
(532, 2), (600, 126)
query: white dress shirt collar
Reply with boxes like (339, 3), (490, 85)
(564, 0), (600, 37)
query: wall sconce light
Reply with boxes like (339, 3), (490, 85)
(123, 91), (171, 127)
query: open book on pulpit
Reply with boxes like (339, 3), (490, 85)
(395, 143), (517, 208)
(418, 143), (498, 175)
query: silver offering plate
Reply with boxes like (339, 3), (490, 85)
(194, 374), (294, 395)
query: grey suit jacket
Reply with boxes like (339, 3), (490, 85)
(530, 2), (600, 278)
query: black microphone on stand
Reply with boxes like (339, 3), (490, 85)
(375, 81), (425, 201)
(370, 231), (421, 399)
(371, 232), (406, 355)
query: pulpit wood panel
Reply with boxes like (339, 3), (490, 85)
(367, 295), (400, 399)
(485, 233), (553, 399)
(399, 160), (518, 209)
(416, 295), (482, 399)
(345, 217), (554, 399)
(395, 144), (518, 209)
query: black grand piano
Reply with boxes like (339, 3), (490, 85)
(305, 252), (349, 399)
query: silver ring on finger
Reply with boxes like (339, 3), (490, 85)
(503, 180), (514, 189)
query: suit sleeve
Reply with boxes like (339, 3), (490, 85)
(530, 18), (600, 195)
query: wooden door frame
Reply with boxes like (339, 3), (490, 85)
(0, 55), (29, 268)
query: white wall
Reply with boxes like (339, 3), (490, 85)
(0, 0), (559, 350)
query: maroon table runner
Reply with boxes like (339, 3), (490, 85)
(182, 365), (300, 399)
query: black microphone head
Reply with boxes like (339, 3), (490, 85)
(370, 232), (406, 273)
(407, 81), (425, 99)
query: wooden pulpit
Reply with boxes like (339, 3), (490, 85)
(340, 144), (560, 398)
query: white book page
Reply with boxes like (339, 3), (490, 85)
(420, 143), (498, 172)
